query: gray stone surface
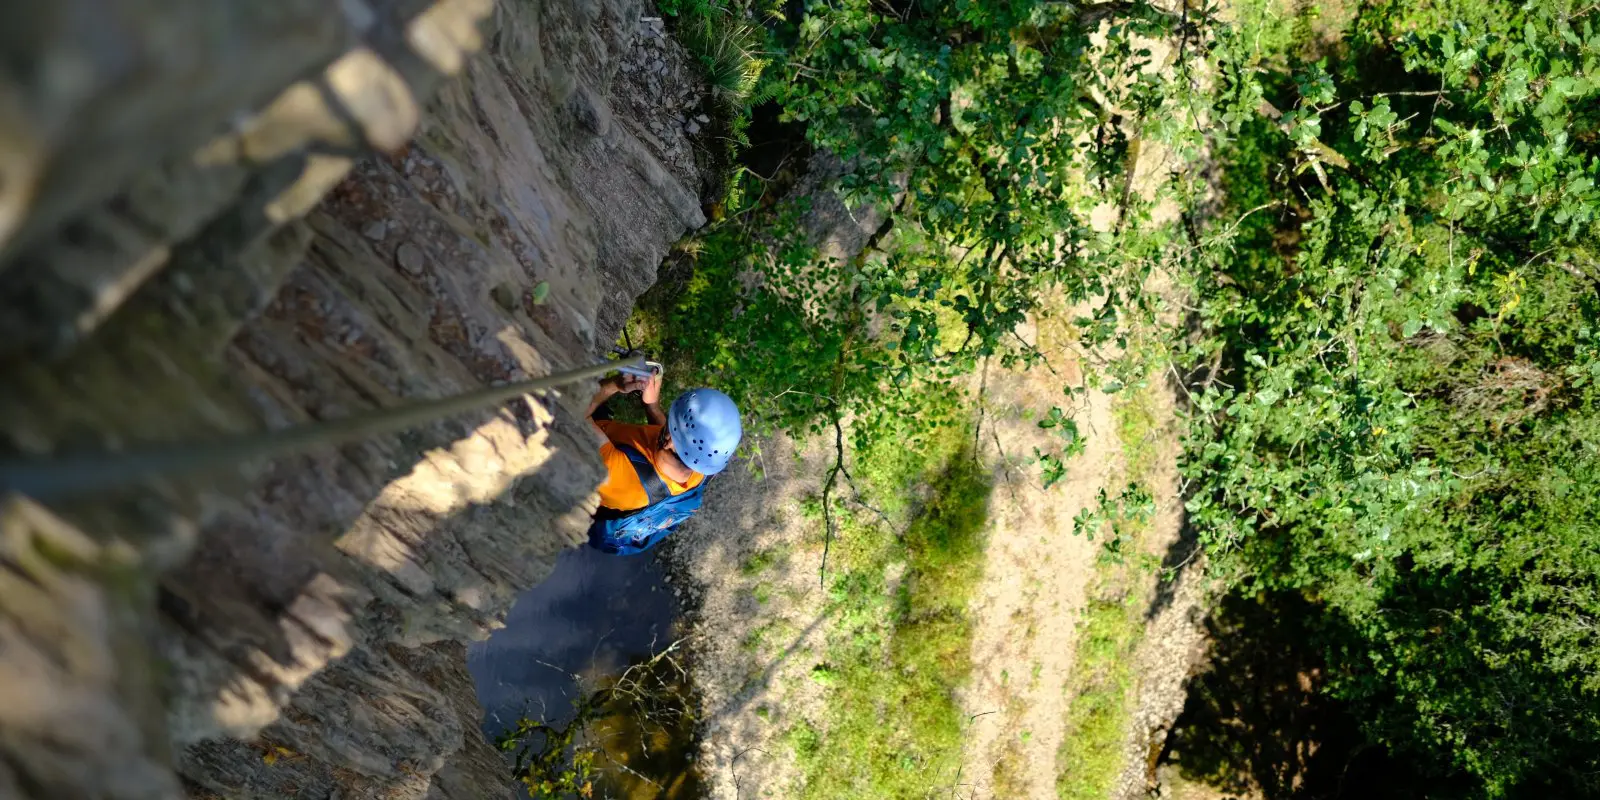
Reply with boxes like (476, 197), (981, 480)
(791, 151), (897, 262)
(396, 241), (427, 273)
(0, 0), (711, 798)
(0, 1), (357, 263)
(0, 497), (183, 800)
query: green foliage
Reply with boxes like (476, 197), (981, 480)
(665, 0), (769, 109)
(1071, 483), (1155, 565)
(758, 0), (1182, 376)
(498, 706), (600, 798)
(641, 205), (860, 437)
(651, 0), (776, 183)
(787, 421), (993, 799)
(496, 648), (699, 798)
(1072, 384), (1162, 563)
(641, 0), (1600, 794)
(1176, 0), (1600, 794)
(1035, 406), (1088, 489)
(740, 544), (787, 576)
(640, 0), (1192, 477)
(1056, 597), (1140, 800)
(1056, 382), (1164, 797)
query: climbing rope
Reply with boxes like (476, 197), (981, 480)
(0, 357), (644, 500)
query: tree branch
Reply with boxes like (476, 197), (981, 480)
(819, 412), (846, 588)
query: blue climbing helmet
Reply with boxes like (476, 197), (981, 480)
(667, 388), (742, 475)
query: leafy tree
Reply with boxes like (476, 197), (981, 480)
(1179, 1), (1600, 793)
(765, 0), (1185, 370)
(644, 0), (1195, 453)
(643, 0), (1600, 795)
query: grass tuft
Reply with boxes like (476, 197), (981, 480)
(1055, 597), (1141, 800)
(1056, 382), (1164, 799)
(788, 419), (994, 799)
(667, 2), (767, 109)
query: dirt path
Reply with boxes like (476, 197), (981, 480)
(664, 329), (1197, 800)
(665, 359), (1185, 800)
(1109, 373), (1210, 800)
(663, 432), (837, 799)
(958, 354), (1118, 799)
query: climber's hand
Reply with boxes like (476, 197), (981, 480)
(641, 371), (663, 406)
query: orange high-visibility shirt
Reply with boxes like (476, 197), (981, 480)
(594, 420), (704, 512)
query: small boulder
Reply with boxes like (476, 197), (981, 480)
(567, 84), (612, 137)
(396, 243), (426, 274)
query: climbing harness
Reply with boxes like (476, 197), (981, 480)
(0, 356), (647, 501)
(586, 442), (704, 556)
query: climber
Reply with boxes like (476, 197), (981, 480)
(584, 368), (742, 555)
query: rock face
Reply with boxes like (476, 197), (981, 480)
(0, 1), (709, 798)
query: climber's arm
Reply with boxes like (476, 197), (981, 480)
(641, 372), (666, 427)
(587, 375), (643, 436)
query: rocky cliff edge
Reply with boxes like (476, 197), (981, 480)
(0, 0), (711, 797)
